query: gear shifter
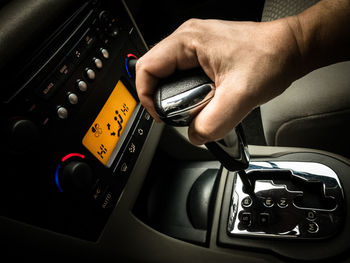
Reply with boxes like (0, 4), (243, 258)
(128, 59), (253, 193)
(153, 67), (254, 195)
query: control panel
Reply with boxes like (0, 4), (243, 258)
(0, 0), (150, 241)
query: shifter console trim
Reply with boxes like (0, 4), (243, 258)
(227, 161), (345, 239)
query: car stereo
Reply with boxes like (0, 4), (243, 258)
(0, 0), (151, 241)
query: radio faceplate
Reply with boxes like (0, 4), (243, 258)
(0, 0), (151, 241)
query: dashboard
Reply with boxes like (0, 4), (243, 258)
(1, 0), (350, 262)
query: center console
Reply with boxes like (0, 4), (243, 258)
(135, 125), (350, 261)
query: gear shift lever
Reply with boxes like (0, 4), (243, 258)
(128, 58), (253, 194)
(152, 67), (253, 194)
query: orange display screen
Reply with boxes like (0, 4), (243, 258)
(82, 80), (137, 166)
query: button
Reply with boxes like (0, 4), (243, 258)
(307, 221), (319, 233)
(133, 110), (153, 141)
(100, 191), (115, 209)
(85, 68), (96, 80)
(263, 197), (274, 207)
(119, 162), (129, 173)
(108, 27), (119, 38)
(83, 30), (96, 47)
(70, 45), (84, 64)
(126, 56), (137, 79)
(127, 142), (136, 154)
(100, 48), (109, 59)
(141, 110), (153, 126)
(57, 106), (68, 119)
(277, 197), (288, 208)
(93, 57), (103, 69)
(68, 29), (96, 64)
(242, 196), (252, 208)
(240, 212), (252, 226)
(258, 213), (270, 225)
(99, 10), (112, 26)
(114, 154), (134, 178)
(37, 75), (61, 99)
(126, 137), (141, 157)
(77, 79), (88, 92)
(67, 92), (78, 105)
(57, 59), (74, 78)
(306, 210), (317, 221)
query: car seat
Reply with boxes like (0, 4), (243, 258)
(259, 0), (350, 158)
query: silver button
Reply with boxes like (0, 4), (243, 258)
(93, 57), (103, 69)
(242, 196), (252, 208)
(77, 80), (87, 92)
(57, 106), (68, 119)
(68, 93), (78, 105)
(85, 68), (96, 80)
(263, 197), (274, 207)
(307, 221), (319, 234)
(100, 48), (109, 59)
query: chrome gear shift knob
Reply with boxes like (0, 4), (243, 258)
(152, 67), (250, 173)
(128, 58), (251, 181)
(153, 68), (215, 126)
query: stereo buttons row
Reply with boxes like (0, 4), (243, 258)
(56, 48), (110, 119)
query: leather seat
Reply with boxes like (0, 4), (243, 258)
(260, 0), (350, 158)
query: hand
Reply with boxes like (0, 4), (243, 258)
(136, 18), (303, 145)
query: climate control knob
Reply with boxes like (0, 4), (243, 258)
(61, 161), (93, 193)
(125, 54), (137, 79)
(7, 118), (39, 155)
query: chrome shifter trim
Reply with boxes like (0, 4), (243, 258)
(160, 83), (215, 123)
(227, 161), (345, 239)
(249, 161), (341, 188)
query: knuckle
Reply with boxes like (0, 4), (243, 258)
(180, 18), (201, 30)
(194, 123), (218, 142)
(135, 57), (145, 72)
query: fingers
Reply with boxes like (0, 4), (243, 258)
(135, 43), (177, 121)
(135, 22), (201, 120)
(188, 77), (254, 145)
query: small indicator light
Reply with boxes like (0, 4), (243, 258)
(61, 153), (85, 162)
(55, 164), (63, 192)
(125, 53), (138, 78)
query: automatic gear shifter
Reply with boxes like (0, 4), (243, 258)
(148, 65), (253, 194)
(127, 58), (253, 193)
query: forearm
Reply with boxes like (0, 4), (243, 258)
(286, 0), (350, 75)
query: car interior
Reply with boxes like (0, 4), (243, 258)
(1, 0), (350, 261)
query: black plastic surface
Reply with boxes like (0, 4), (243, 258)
(133, 150), (221, 246)
(187, 168), (218, 230)
(0, 0), (85, 100)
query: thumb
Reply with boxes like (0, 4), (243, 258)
(188, 79), (253, 145)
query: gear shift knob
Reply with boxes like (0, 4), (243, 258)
(153, 67), (215, 126)
(152, 67), (250, 173)
(129, 58), (250, 179)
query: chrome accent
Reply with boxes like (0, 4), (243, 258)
(227, 161), (345, 239)
(160, 83), (215, 125)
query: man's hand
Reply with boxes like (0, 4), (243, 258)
(135, 0), (350, 145)
(136, 18), (302, 145)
